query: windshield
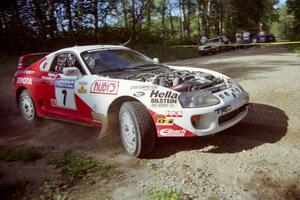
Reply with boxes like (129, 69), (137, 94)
(81, 49), (155, 74)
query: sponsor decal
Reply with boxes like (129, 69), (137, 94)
(17, 77), (32, 85)
(55, 79), (75, 89)
(215, 105), (231, 115)
(91, 80), (119, 95)
(66, 69), (80, 75)
(133, 91), (145, 97)
(78, 86), (87, 94)
(160, 128), (186, 136)
(16, 70), (35, 75)
(78, 81), (88, 86)
(50, 99), (57, 107)
(156, 118), (174, 125)
(166, 111), (183, 118)
(42, 73), (59, 81)
(150, 90), (178, 108)
(130, 85), (158, 90)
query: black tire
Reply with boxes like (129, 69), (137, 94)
(119, 101), (156, 158)
(19, 90), (37, 123)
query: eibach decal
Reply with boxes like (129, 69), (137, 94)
(159, 128), (187, 136)
(90, 80), (119, 95)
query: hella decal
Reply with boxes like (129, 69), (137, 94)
(91, 80), (119, 95)
(160, 128), (186, 136)
(17, 77), (32, 85)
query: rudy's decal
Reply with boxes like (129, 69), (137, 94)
(166, 111), (183, 118)
(150, 90), (178, 108)
(55, 79), (75, 89)
(160, 128), (186, 136)
(17, 77), (32, 85)
(91, 80), (119, 95)
(78, 86), (87, 94)
(156, 118), (174, 125)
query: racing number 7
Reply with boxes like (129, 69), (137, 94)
(62, 90), (67, 106)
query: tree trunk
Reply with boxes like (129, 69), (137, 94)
(65, 0), (73, 32)
(161, 0), (167, 43)
(48, 0), (57, 39)
(121, 0), (128, 29)
(93, 0), (99, 36)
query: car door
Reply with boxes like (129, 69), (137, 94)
(40, 52), (93, 123)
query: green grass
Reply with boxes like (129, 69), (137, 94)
(148, 187), (182, 200)
(135, 45), (199, 62)
(0, 146), (43, 162)
(288, 45), (300, 55)
(50, 151), (98, 178)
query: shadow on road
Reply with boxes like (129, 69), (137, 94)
(149, 103), (288, 159)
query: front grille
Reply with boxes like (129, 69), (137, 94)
(218, 105), (247, 124)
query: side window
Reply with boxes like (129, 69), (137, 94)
(50, 53), (85, 74)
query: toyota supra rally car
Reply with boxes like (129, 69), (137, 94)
(12, 45), (249, 157)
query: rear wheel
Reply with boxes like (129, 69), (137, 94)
(119, 101), (156, 158)
(19, 90), (37, 123)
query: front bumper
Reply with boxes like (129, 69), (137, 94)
(154, 85), (249, 137)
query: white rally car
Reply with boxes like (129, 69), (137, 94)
(12, 45), (249, 157)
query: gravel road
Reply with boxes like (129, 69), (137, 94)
(0, 46), (299, 199)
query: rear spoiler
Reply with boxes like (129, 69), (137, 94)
(18, 52), (48, 69)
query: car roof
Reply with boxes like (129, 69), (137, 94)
(48, 45), (130, 56)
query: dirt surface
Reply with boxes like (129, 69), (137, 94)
(0, 46), (299, 199)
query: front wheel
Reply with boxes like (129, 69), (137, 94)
(19, 90), (37, 123)
(119, 101), (156, 158)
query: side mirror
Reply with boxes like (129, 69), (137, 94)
(153, 58), (160, 63)
(63, 67), (81, 76)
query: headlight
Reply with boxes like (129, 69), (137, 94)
(179, 92), (220, 108)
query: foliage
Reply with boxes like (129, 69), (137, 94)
(0, 146), (43, 162)
(50, 151), (98, 178)
(148, 187), (182, 200)
(0, 0), (280, 53)
(287, 0), (300, 39)
(270, 6), (294, 39)
(39, 180), (67, 200)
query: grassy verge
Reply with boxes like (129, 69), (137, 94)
(288, 45), (300, 55)
(0, 146), (43, 162)
(135, 45), (199, 62)
(148, 187), (182, 200)
(40, 151), (119, 199)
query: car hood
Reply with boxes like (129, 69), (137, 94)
(98, 65), (227, 93)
